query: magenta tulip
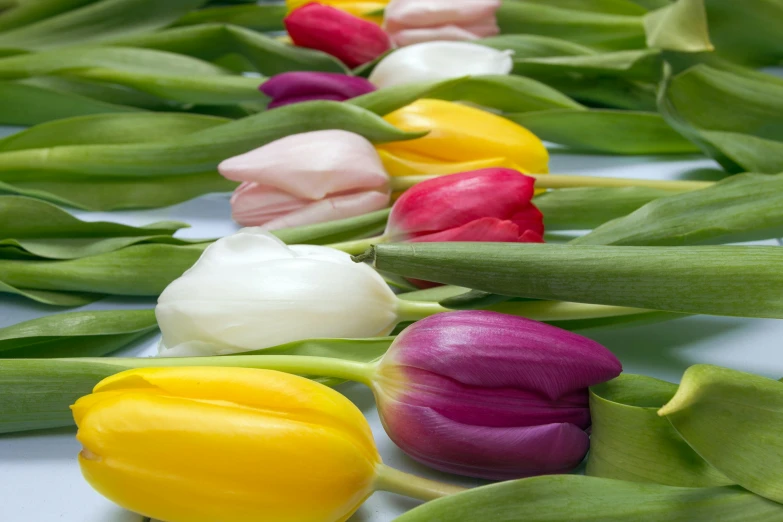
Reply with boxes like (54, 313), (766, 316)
(285, 3), (392, 68)
(373, 311), (622, 479)
(386, 168), (545, 243)
(260, 72), (377, 109)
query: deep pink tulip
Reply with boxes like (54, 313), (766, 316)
(285, 3), (392, 68)
(373, 311), (622, 479)
(260, 72), (377, 109)
(386, 168), (545, 243)
(384, 0), (501, 47)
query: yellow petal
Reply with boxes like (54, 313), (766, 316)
(378, 149), (523, 177)
(377, 99), (550, 175)
(77, 390), (377, 522)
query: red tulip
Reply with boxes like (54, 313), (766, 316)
(386, 168), (545, 243)
(285, 3), (392, 68)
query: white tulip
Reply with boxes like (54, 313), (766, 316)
(156, 228), (400, 356)
(368, 41), (513, 89)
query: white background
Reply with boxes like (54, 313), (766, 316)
(1, 129), (782, 521)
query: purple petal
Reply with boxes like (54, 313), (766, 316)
(260, 72), (377, 107)
(266, 94), (347, 109)
(380, 399), (590, 480)
(387, 310), (622, 400)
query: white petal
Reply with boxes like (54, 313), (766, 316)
(368, 41), (513, 89)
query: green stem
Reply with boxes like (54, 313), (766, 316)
(487, 301), (651, 321)
(396, 298), (450, 322)
(97, 354), (376, 386)
(330, 235), (387, 255)
(374, 464), (466, 501)
(390, 174), (713, 192)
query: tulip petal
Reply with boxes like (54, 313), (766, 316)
(390, 26), (482, 47)
(380, 399), (589, 480)
(368, 41), (512, 89)
(385, 311), (623, 401)
(285, 4), (391, 67)
(378, 149), (521, 177)
(261, 72), (377, 109)
(218, 130), (390, 200)
(409, 217), (530, 243)
(230, 182), (309, 227)
(511, 203), (546, 237)
(387, 168), (538, 239)
(384, 0), (500, 30)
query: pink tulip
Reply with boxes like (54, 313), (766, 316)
(219, 130), (390, 229)
(384, 0), (501, 47)
(386, 168), (545, 243)
(285, 3), (392, 68)
(374, 311), (623, 479)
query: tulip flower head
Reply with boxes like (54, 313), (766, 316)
(372, 311), (623, 479)
(377, 99), (549, 176)
(285, 3), (392, 67)
(368, 41), (512, 89)
(156, 229), (399, 356)
(260, 72), (377, 109)
(219, 130), (391, 229)
(287, 0), (389, 23)
(384, 0), (501, 46)
(385, 168), (545, 243)
(73, 367), (380, 522)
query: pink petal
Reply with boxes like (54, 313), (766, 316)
(230, 182), (309, 227)
(260, 190), (390, 230)
(218, 130), (390, 199)
(511, 203), (546, 237)
(391, 26), (481, 47)
(409, 217), (523, 242)
(385, 0), (501, 31)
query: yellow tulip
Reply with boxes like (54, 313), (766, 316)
(286, 0), (388, 24)
(72, 367), (380, 522)
(376, 99), (550, 177)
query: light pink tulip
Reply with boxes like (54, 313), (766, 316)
(384, 0), (501, 47)
(219, 130), (391, 229)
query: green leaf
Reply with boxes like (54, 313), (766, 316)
(660, 364), (783, 504)
(0, 0), (209, 50)
(272, 208), (390, 245)
(545, 310), (684, 331)
(0, 309), (158, 358)
(0, 172), (238, 211)
(573, 173), (783, 246)
(514, 49), (663, 83)
(348, 78), (469, 116)
(171, 4), (286, 32)
(0, 0), (97, 32)
(365, 243), (783, 319)
(0, 337), (392, 433)
(0, 80), (141, 126)
(534, 186), (672, 230)
(394, 475), (782, 522)
(587, 374), (734, 487)
(113, 23), (346, 75)
(0, 278), (102, 306)
(0, 101), (421, 182)
(508, 109), (699, 154)
(644, 0), (713, 52)
(496, 2), (647, 50)
(703, 0), (783, 67)
(0, 112), (228, 151)
(0, 243), (206, 304)
(658, 64), (783, 173)
(0, 196), (200, 259)
(516, 0), (649, 15)
(24, 75), (172, 110)
(479, 34), (597, 58)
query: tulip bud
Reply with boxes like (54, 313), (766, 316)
(219, 130), (391, 229)
(377, 99), (549, 176)
(156, 229), (399, 356)
(384, 0), (501, 46)
(368, 41), (512, 89)
(73, 367), (380, 522)
(285, 3), (392, 68)
(287, 0), (389, 24)
(260, 72), (377, 109)
(386, 168), (545, 243)
(372, 311), (623, 479)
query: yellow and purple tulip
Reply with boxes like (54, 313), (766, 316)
(73, 367), (380, 522)
(372, 311), (623, 479)
(260, 72), (377, 109)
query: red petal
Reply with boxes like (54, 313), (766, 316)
(285, 4), (392, 68)
(510, 203), (545, 237)
(409, 217), (523, 243)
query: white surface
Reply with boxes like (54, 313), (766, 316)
(1, 144), (782, 522)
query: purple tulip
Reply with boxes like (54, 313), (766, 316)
(372, 310), (622, 480)
(259, 72), (377, 109)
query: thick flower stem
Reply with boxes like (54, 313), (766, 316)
(101, 355), (377, 386)
(390, 174), (713, 192)
(330, 235), (387, 255)
(396, 298), (451, 321)
(374, 464), (466, 501)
